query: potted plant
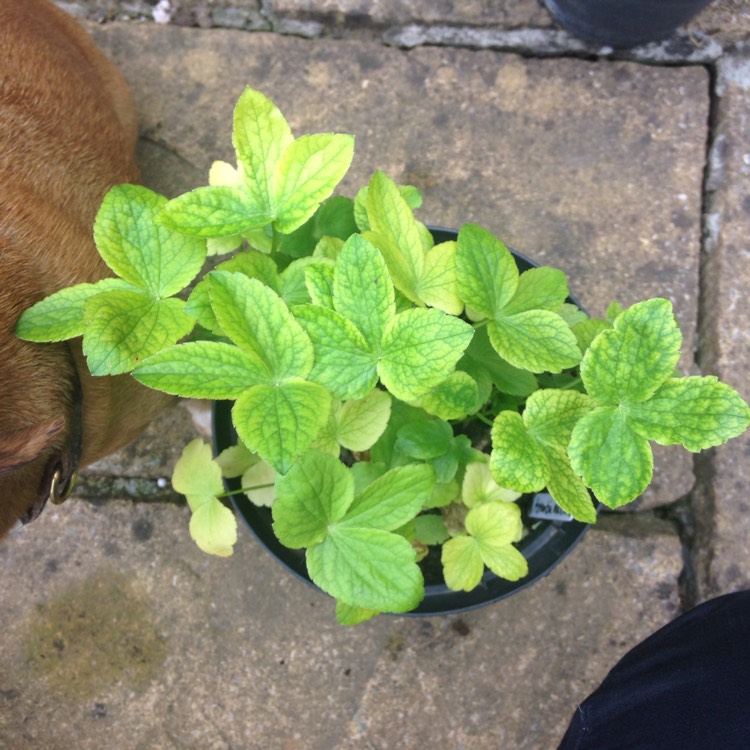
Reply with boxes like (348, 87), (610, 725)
(17, 87), (750, 625)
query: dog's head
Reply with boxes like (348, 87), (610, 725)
(0, 253), (81, 537)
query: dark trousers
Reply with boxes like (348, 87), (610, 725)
(557, 591), (750, 750)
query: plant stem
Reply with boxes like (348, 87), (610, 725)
(217, 483), (275, 498)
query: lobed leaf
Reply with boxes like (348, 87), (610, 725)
(543, 445), (597, 523)
(416, 241), (463, 315)
(273, 133), (355, 234)
(293, 304), (378, 399)
(490, 411), (550, 493)
(581, 298), (682, 405)
(15, 279), (134, 343)
(273, 451), (354, 548)
(488, 310), (582, 374)
(83, 291), (193, 375)
(132, 341), (268, 398)
(307, 527), (423, 613)
(332, 234), (395, 344)
(379, 308), (474, 402)
(456, 223), (518, 319)
(232, 379), (332, 474)
(208, 271), (313, 379)
(568, 406), (653, 508)
(94, 184), (206, 296)
(462, 461), (521, 509)
(335, 390), (392, 452)
(340, 464), (434, 531)
(442, 536), (485, 592)
(502, 266), (570, 316)
(523, 389), (593, 448)
(232, 86), (294, 210)
(157, 186), (271, 239)
(626, 376), (750, 452)
(189, 499), (238, 557)
(365, 172), (425, 303)
(416, 370), (480, 420)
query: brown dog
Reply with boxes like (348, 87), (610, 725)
(0, 0), (174, 536)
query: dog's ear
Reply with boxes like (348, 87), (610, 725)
(0, 419), (65, 475)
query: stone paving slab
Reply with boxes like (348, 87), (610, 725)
(57, 0), (750, 46)
(0, 11), (743, 750)
(0, 500), (681, 750)
(693, 46), (750, 600)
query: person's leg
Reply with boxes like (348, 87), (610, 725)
(557, 591), (750, 750)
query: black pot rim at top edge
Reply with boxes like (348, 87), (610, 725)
(543, 0), (713, 48)
(211, 226), (595, 617)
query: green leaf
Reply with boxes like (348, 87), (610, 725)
(15, 279), (134, 342)
(416, 371), (479, 420)
(172, 439), (238, 558)
(189, 500), (238, 558)
(307, 527), (423, 613)
(83, 290), (193, 375)
(94, 184), (206, 296)
(217, 250), (281, 293)
(441, 536), (484, 592)
(242, 460), (278, 507)
(233, 380), (332, 475)
(523, 389), (593, 448)
(273, 452), (354, 548)
(185, 280), (222, 336)
(424, 481), (460, 509)
(172, 438), (224, 500)
(208, 271), (313, 379)
(463, 327), (538, 397)
(305, 263), (336, 308)
(216, 442), (255, 478)
(232, 86), (294, 210)
(461, 460), (521, 509)
(581, 298), (682, 405)
(573, 317), (611, 353)
(293, 304), (378, 399)
(132, 341), (268, 398)
(543, 445), (597, 523)
(365, 171), (425, 303)
(335, 602), (380, 626)
(456, 223), (518, 319)
(626, 376), (750, 452)
(340, 464), (434, 531)
(488, 310), (581, 374)
(416, 241), (463, 315)
(157, 186), (271, 238)
(395, 420), (453, 461)
(379, 308), (474, 402)
(490, 411), (549, 493)
(502, 267), (570, 316)
(414, 515), (450, 545)
(273, 133), (355, 234)
(335, 390), (392, 452)
(569, 406), (653, 508)
(333, 235), (395, 345)
(444, 503), (528, 585)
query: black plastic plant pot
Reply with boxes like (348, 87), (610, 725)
(544, 0), (713, 48)
(212, 228), (594, 617)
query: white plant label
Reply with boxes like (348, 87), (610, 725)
(529, 492), (574, 523)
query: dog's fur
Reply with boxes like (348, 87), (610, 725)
(0, 0), (174, 536)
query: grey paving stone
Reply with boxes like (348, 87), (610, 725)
(694, 45), (750, 599)
(267, 0), (552, 31)
(0, 500), (681, 750)
(87, 23), (707, 506)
